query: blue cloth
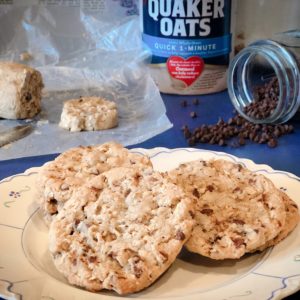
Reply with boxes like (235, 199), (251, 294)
(2, 91), (300, 180)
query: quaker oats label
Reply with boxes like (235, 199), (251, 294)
(141, 0), (233, 95)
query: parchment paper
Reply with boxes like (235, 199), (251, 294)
(0, 0), (172, 160)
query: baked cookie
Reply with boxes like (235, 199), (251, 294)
(0, 62), (43, 119)
(49, 167), (194, 294)
(254, 191), (299, 252)
(36, 142), (152, 224)
(168, 159), (287, 260)
(59, 96), (118, 132)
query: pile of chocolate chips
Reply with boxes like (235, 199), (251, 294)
(182, 78), (294, 148)
(244, 77), (279, 120)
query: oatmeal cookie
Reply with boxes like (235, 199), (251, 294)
(49, 167), (194, 294)
(168, 159), (287, 260)
(254, 191), (299, 252)
(36, 142), (152, 224)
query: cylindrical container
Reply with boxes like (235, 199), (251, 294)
(141, 0), (235, 95)
(228, 37), (300, 124)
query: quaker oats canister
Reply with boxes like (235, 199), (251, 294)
(141, 0), (235, 95)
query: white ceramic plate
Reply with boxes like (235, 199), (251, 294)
(1, 148), (300, 300)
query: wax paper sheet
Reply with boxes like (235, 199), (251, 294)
(0, 0), (172, 160)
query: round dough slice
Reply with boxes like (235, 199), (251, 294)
(49, 167), (194, 294)
(59, 96), (118, 132)
(168, 159), (287, 260)
(0, 62), (43, 119)
(36, 142), (152, 224)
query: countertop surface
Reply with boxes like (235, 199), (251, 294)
(0, 91), (299, 300)
(1, 91), (300, 179)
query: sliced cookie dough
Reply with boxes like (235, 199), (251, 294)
(59, 96), (118, 132)
(49, 167), (195, 294)
(0, 62), (43, 119)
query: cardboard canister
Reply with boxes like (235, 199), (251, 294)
(141, 0), (235, 95)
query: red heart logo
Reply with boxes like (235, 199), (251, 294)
(167, 56), (204, 87)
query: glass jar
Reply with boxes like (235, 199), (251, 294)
(227, 0), (300, 124)
(228, 34), (300, 124)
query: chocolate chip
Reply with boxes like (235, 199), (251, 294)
(175, 230), (186, 241)
(49, 198), (57, 205)
(188, 137), (196, 146)
(193, 98), (199, 105)
(209, 137), (216, 144)
(238, 137), (246, 146)
(71, 257), (77, 266)
(183, 128), (192, 139)
(273, 127), (281, 137)
(253, 135), (260, 143)
(89, 256), (97, 263)
(228, 117), (234, 125)
(192, 188), (200, 198)
(288, 125), (294, 133)
(189, 210), (195, 218)
(159, 251), (169, 262)
(232, 237), (245, 248)
(233, 219), (245, 225)
(108, 251), (117, 259)
(133, 266), (143, 278)
(181, 100), (187, 107)
(207, 185), (214, 192)
(25, 93), (32, 101)
(200, 208), (213, 216)
(218, 139), (226, 146)
(183, 130), (192, 139)
(190, 111), (197, 118)
(181, 125), (188, 131)
(267, 138), (278, 148)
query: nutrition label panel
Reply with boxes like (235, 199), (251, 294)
(39, 0), (105, 9)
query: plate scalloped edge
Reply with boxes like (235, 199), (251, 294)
(133, 147), (300, 180)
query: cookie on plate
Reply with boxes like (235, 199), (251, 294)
(49, 167), (195, 294)
(36, 142), (152, 224)
(253, 191), (299, 252)
(168, 159), (287, 260)
(59, 96), (118, 132)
